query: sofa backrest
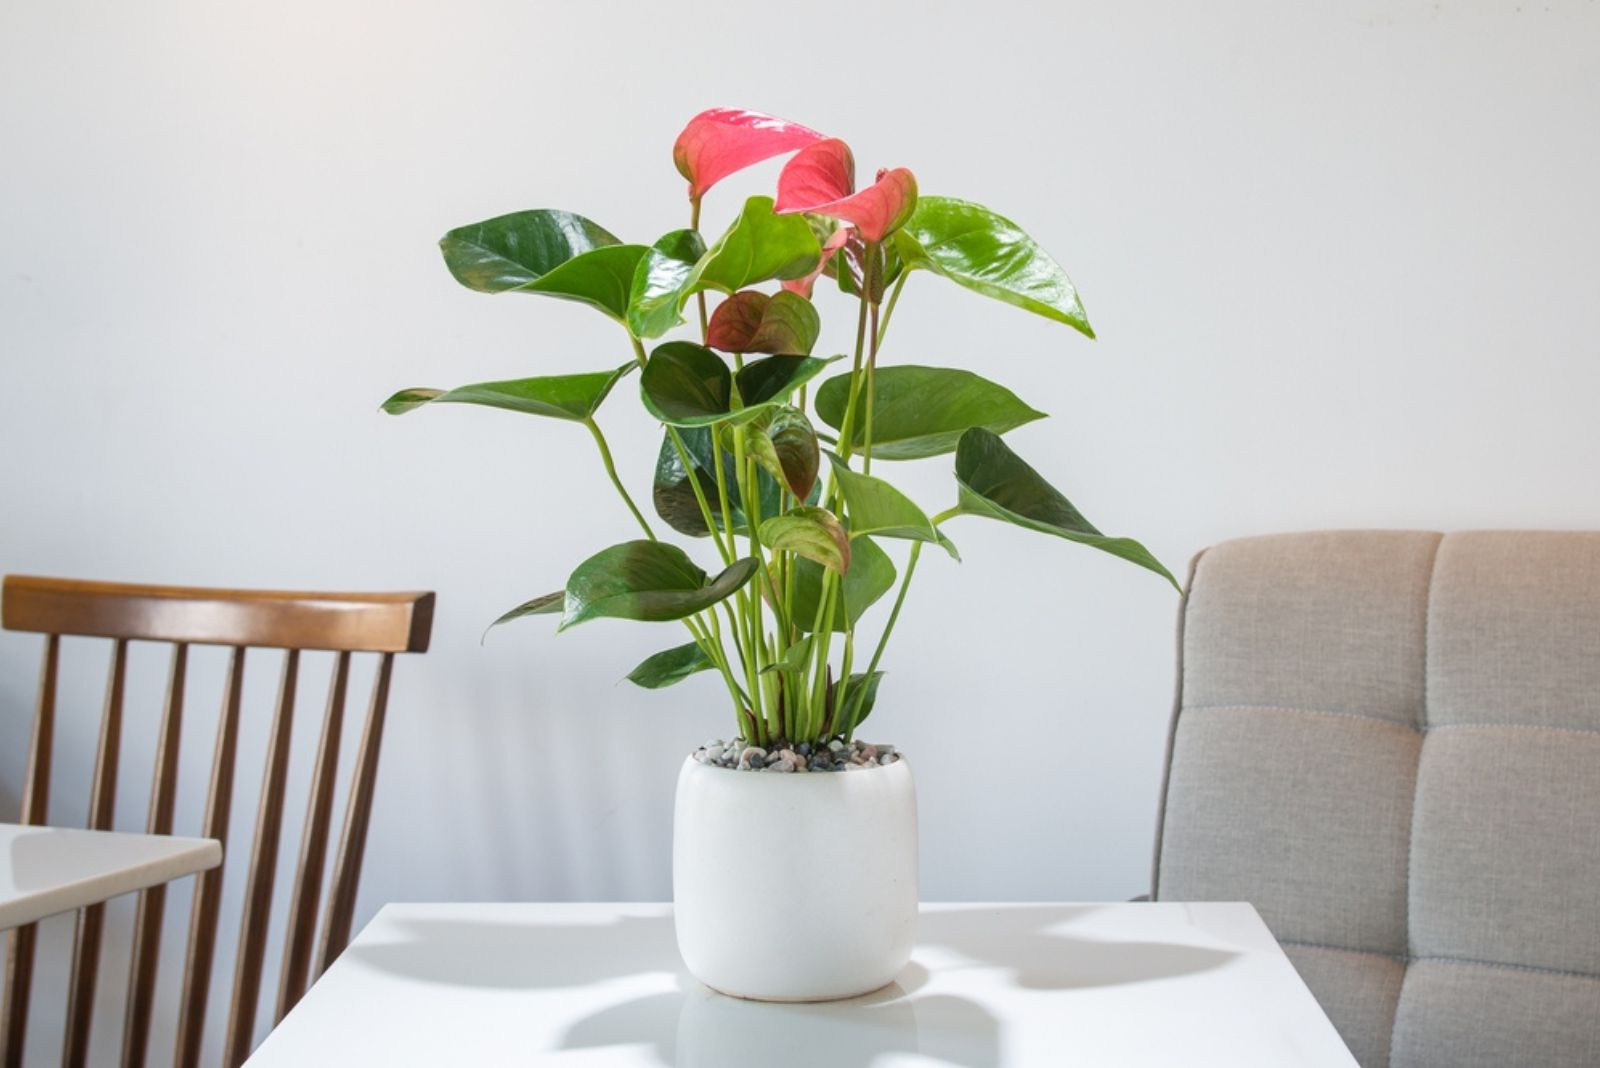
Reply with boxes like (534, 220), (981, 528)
(1153, 531), (1600, 1068)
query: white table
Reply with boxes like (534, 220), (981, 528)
(0, 822), (221, 930)
(248, 902), (1357, 1066)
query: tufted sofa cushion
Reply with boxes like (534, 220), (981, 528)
(1152, 531), (1600, 1068)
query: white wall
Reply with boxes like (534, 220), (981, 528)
(3, 0), (1599, 1059)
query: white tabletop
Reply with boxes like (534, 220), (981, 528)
(0, 822), (222, 930)
(248, 902), (1356, 1066)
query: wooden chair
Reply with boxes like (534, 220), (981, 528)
(0, 575), (434, 1068)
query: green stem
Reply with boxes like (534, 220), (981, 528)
(863, 542), (921, 679)
(875, 272), (908, 350)
(863, 275), (882, 476)
(584, 418), (655, 541)
(690, 197), (709, 339)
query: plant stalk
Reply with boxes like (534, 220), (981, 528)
(584, 418), (655, 541)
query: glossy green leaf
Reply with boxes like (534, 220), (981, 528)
(735, 354), (835, 407)
(439, 209), (620, 292)
(759, 506), (849, 574)
(953, 428), (1177, 588)
(737, 406), (820, 501)
(626, 642), (714, 689)
(651, 426), (786, 538)
(789, 535), (896, 633)
(628, 229), (706, 339)
(559, 541), (760, 630)
(840, 670), (885, 729)
(679, 196), (821, 305)
(814, 365), (1044, 460)
(640, 342), (733, 426)
(641, 345), (833, 428)
(706, 290), (820, 356)
(440, 210), (646, 322)
(382, 363), (634, 421)
(482, 591), (563, 642)
(893, 197), (1093, 338)
(829, 458), (957, 557)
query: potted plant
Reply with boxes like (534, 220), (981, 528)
(384, 107), (1176, 1001)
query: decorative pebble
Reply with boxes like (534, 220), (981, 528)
(699, 738), (899, 772)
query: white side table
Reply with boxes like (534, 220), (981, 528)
(248, 901), (1357, 1066)
(0, 822), (221, 930)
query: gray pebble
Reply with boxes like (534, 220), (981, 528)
(769, 756), (796, 773)
(828, 740), (845, 753)
(705, 745), (725, 763)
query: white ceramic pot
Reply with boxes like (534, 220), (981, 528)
(672, 754), (918, 1002)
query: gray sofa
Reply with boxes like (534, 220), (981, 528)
(1152, 531), (1600, 1068)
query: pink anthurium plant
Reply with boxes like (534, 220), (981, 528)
(385, 108), (1177, 748)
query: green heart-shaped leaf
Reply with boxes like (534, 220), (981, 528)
(759, 506), (849, 574)
(953, 428), (1176, 588)
(626, 641), (714, 689)
(440, 211), (646, 322)
(829, 458), (957, 558)
(814, 365), (1045, 460)
(680, 196), (821, 305)
(736, 406), (820, 501)
(439, 209), (620, 293)
(707, 290), (821, 356)
(789, 535), (896, 633)
(382, 363), (635, 421)
(893, 197), (1093, 338)
(651, 427), (787, 538)
(559, 541), (760, 630)
(640, 342), (733, 426)
(642, 345), (834, 428)
(735, 354), (836, 407)
(629, 229), (706, 339)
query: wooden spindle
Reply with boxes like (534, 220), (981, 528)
(274, 652), (350, 1021)
(316, 653), (393, 974)
(173, 645), (246, 1068)
(0, 634), (59, 1068)
(120, 642), (187, 1068)
(222, 649), (299, 1067)
(61, 639), (128, 1068)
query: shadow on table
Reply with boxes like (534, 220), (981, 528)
(563, 982), (1001, 1068)
(918, 905), (1240, 990)
(346, 905), (1237, 1066)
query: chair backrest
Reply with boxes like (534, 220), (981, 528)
(1, 575), (434, 1068)
(1152, 531), (1600, 1068)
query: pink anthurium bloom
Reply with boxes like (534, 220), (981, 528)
(673, 108), (826, 202)
(774, 139), (918, 244)
(782, 227), (850, 300)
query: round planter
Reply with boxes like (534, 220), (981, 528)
(672, 753), (918, 1001)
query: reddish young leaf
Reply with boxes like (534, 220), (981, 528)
(775, 140), (919, 243)
(782, 227), (850, 299)
(707, 291), (819, 355)
(706, 291), (768, 352)
(673, 108), (826, 201)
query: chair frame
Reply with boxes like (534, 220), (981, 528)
(1, 575), (433, 1068)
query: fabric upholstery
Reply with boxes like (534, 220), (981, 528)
(1154, 531), (1600, 1068)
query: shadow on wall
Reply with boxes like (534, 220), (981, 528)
(345, 906), (1237, 1067)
